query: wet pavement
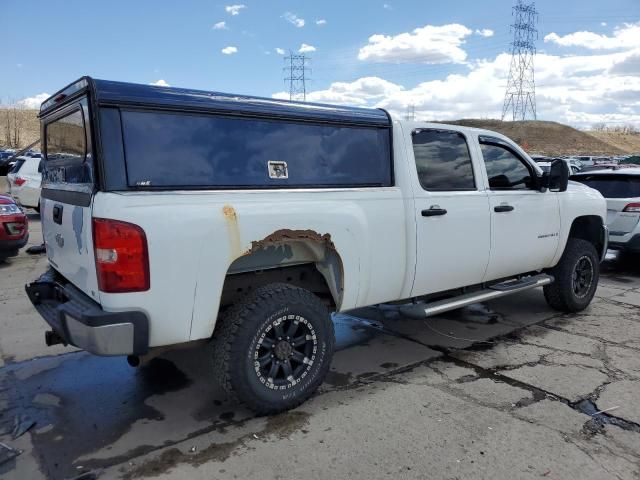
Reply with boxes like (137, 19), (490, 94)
(1, 221), (640, 480)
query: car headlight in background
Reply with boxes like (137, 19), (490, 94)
(0, 204), (21, 216)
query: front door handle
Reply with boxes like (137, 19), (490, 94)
(422, 207), (448, 217)
(494, 204), (514, 213)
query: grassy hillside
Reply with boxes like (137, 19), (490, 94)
(586, 131), (640, 155)
(443, 119), (628, 156)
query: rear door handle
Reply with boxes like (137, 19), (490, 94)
(422, 207), (448, 217)
(494, 205), (514, 213)
(53, 204), (63, 225)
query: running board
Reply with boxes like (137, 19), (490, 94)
(423, 274), (554, 317)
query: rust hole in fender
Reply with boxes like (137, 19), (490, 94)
(246, 229), (336, 255)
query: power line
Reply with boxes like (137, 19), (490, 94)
(502, 0), (539, 121)
(283, 51), (311, 101)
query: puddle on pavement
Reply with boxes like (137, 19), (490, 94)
(1, 312), (422, 478)
(4, 353), (195, 478)
(1, 302), (533, 479)
(574, 399), (640, 433)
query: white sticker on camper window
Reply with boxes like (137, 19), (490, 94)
(268, 161), (288, 179)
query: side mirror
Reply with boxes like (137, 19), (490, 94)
(541, 159), (569, 192)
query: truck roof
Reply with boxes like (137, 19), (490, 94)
(41, 77), (391, 127)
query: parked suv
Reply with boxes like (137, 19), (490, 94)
(8, 156), (43, 211)
(25, 78), (608, 413)
(572, 169), (640, 254)
(0, 194), (28, 260)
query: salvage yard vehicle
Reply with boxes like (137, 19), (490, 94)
(26, 77), (608, 414)
(572, 168), (640, 255)
(8, 156), (43, 212)
(0, 194), (28, 261)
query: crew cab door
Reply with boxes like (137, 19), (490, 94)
(409, 128), (491, 296)
(478, 136), (560, 281)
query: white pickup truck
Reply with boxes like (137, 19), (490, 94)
(26, 77), (608, 414)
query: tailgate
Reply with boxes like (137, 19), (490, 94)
(41, 97), (100, 302)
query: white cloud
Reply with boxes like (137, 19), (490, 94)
(544, 22), (640, 50)
(221, 46), (238, 55)
(316, 19), (327, 26)
(273, 45), (640, 129)
(298, 43), (316, 53)
(273, 77), (403, 106)
(283, 12), (305, 28)
(358, 23), (473, 64)
(475, 29), (494, 38)
(150, 79), (170, 87)
(275, 47), (286, 55)
(16, 93), (49, 109)
(225, 4), (245, 16)
(601, 22), (608, 27)
(212, 21), (228, 30)
(383, 4), (393, 10)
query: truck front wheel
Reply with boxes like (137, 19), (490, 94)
(544, 238), (599, 312)
(211, 283), (335, 414)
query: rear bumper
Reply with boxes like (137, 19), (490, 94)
(0, 235), (29, 256)
(25, 268), (149, 356)
(610, 233), (640, 253)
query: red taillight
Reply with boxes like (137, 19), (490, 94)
(4, 221), (25, 236)
(93, 218), (150, 293)
(13, 177), (26, 186)
(623, 203), (640, 213)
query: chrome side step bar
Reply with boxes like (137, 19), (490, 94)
(424, 274), (554, 317)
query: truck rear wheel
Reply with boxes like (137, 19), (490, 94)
(211, 283), (335, 414)
(544, 238), (599, 312)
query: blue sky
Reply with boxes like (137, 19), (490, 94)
(2, 0), (640, 127)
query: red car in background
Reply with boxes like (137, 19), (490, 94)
(0, 194), (29, 260)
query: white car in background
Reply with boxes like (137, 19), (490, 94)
(8, 156), (43, 212)
(572, 168), (640, 255)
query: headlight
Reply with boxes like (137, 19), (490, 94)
(0, 204), (21, 216)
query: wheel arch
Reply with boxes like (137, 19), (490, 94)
(567, 215), (606, 257)
(219, 231), (345, 312)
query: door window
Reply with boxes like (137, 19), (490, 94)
(411, 129), (475, 191)
(45, 109), (86, 163)
(480, 141), (533, 190)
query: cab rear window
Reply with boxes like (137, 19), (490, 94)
(45, 109), (86, 163)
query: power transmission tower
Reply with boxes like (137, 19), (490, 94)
(284, 52), (311, 101)
(405, 104), (416, 121)
(502, 0), (538, 121)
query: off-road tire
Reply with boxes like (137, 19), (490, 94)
(211, 283), (335, 414)
(544, 238), (599, 312)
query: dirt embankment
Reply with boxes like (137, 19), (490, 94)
(586, 131), (640, 155)
(442, 119), (633, 156)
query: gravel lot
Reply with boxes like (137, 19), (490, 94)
(1, 216), (640, 480)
